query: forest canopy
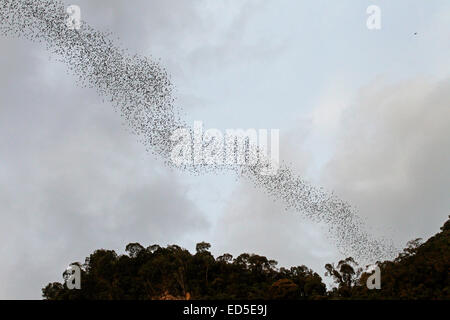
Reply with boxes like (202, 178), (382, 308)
(42, 216), (449, 300)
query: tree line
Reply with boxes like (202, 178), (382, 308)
(42, 216), (449, 300)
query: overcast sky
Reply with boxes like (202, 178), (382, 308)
(0, 0), (449, 299)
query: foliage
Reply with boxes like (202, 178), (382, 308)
(325, 216), (450, 300)
(42, 242), (325, 300)
(43, 216), (450, 300)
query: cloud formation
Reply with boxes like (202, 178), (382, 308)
(0, 35), (208, 299)
(320, 77), (450, 244)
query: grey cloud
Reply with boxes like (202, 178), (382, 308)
(320, 77), (450, 247)
(0, 31), (209, 299)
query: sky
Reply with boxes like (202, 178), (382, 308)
(0, 0), (449, 299)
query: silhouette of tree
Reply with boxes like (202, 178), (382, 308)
(42, 216), (449, 300)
